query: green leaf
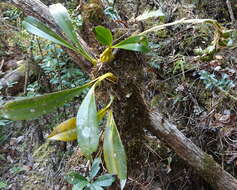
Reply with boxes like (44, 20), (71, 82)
(77, 85), (99, 159)
(23, 14), (95, 64)
(94, 26), (113, 46)
(49, 4), (96, 64)
(112, 35), (149, 52)
(0, 73), (115, 121)
(89, 184), (104, 190)
(103, 110), (127, 190)
(93, 174), (115, 187)
(89, 158), (101, 180)
(0, 84), (89, 121)
(65, 172), (89, 189)
(49, 4), (79, 47)
(22, 16), (76, 51)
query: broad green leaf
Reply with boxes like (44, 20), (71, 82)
(103, 110), (127, 190)
(77, 85), (99, 159)
(94, 26), (113, 46)
(65, 172), (89, 189)
(135, 8), (164, 21)
(89, 184), (104, 190)
(112, 35), (149, 52)
(22, 16), (76, 51)
(93, 174), (115, 187)
(0, 73), (115, 121)
(48, 97), (114, 141)
(89, 158), (101, 180)
(48, 117), (77, 141)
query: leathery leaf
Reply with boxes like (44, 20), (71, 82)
(22, 16), (76, 51)
(0, 84), (88, 121)
(0, 73), (116, 121)
(48, 97), (114, 141)
(112, 35), (149, 53)
(76, 85), (99, 159)
(103, 110), (127, 190)
(94, 26), (113, 46)
(48, 117), (77, 141)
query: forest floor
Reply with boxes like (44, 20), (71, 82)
(1, 0), (237, 189)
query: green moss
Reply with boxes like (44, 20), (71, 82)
(202, 153), (220, 189)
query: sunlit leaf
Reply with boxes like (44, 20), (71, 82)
(77, 85), (99, 159)
(48, 117), (77, 141)
(103, 110), (127, 190)
(22, 16), (76, 51)
(49, 3), (96, 64)
(23, 14), (95, 64)
(93, 174), (115, 187)
(94, 26), (113, 46)
(89, 158), (101, 180)
(49, 3), (80, 47)
(112, 35), (149, 52)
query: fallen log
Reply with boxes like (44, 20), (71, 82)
(148, 110), (237, 190)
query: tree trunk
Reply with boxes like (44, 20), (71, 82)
(9, 0), (237, 189)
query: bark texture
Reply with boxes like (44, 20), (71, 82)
(148, 111), (237, 190)
(9, 0), (237, 189)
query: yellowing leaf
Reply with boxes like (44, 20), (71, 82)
(97, 96), (114, 121)
(103, 110), (127, 190)
(47, 97), (114, 142)
(48, 117), (77, 141)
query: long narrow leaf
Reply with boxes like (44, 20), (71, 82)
(49, 4), (79, 47)
(49, 4), (95, 63)
(22, 16), (76, 51)
(0, 73), (115, 121)
(103, 110), (127, 190)
(77, 85), (99, 159)
(0, 84), (88, 121)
